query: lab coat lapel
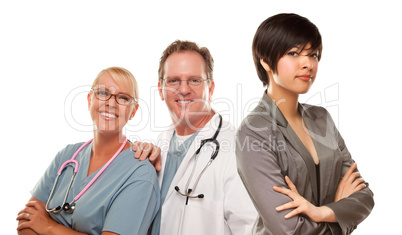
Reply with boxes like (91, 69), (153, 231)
(163, 114), (219, 204)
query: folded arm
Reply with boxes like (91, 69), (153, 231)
(236, 129), (328, 234)
(16, 197), (91, 235)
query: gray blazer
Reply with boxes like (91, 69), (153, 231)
(236, 92), (374, 235)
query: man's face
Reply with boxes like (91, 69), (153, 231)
(158, 51), (215, 130)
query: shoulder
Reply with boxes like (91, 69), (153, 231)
(116, 149), (158, 183)
(236, 105), (278, 143)
(300, 104), (336, 128)
(54, 141), (89, 162)
(61, 142), (87, 153)
(157, 129), (174, 146)
(300, 103), (329, 116)
(217, 119), (236, 140)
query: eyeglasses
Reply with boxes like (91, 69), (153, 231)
(163, 78), (209, 88)
(91, 88), (137, 105)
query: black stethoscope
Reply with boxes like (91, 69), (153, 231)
(174, 114), (222, 204)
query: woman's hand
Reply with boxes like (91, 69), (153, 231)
(132, 141), (162, 171)
(274, 176), (336, 222)
(16, 200), (56, 234)
(335, 162), (366, 202)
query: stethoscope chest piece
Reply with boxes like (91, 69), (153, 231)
(46, 137), (128, 214)
(63, 202), (75, 214)
(174, 114), (223, 204)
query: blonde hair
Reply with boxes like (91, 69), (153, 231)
(91, 66), (139, 102)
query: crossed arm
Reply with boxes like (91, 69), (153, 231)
(273, 163), (366, 223)
(236, 126), (374, 234)
(16, 197), (117, 235)
(17, 142), (161, 235)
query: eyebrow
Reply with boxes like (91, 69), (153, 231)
(289, 45), (318, 54)
(165, 76), (203, 80)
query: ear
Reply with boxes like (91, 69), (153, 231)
(260, 58), (272, 72)
(158, 82), (164, 101)
(87, 92), (92, 109)
(129, 104), (139, 120)
(208, 81), (215, 100)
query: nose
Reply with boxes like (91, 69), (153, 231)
(178, 80), (191, 95)
(106, 94), (118, 107)
(301, 56), (313, 70)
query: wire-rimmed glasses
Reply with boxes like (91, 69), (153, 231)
(163, 77), (209, 88)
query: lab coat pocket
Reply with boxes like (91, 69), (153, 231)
(161, 203), (186, 235)
(180, 197), (224, 234)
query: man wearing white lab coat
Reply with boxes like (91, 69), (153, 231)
(150, 40), (257, 235)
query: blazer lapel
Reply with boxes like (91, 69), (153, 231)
(301, 105), (338, 204)
(278, 124), (319, 204)
(260, 92), (319, 204)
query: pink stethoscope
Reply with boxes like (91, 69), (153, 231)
(46, 137), (127, 214)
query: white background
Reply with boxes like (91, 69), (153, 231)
(1, 0), (400, 233)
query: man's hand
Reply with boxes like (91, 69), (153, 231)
(132, 141), (162, 171)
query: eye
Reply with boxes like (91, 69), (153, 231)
(120, 96), (130, 102)
(309, 53), (319, 59)
(191, 78), (202, 83)
(287, 51), (299, 57)
(96, 89), (109, 96)
(166, 78), (179, 84)
(117, 94), (132, 104)
(119, 96), (130, 101)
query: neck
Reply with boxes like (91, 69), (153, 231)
(267, 85), (300, 119)
(174, 110), (215, 136)
(92, 132), (126, 160)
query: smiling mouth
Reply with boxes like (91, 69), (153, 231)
(176, 100), (193, 104)
(100, 112), (117, 118)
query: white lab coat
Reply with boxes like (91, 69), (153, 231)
(157, 114), (257, 235)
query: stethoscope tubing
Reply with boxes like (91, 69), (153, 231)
(46, 137), (127, 213)
(175, 114), (222, 199)
(74, 137), (126, 202)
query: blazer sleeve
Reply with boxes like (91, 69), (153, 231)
(324, 117), (375, 235)
(236, 125), (331, 234)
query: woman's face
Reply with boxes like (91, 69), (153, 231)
(87, 73), (138, 135)
(268, 43), (319, 95)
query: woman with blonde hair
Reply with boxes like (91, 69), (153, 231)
(17, 67), (160, 235)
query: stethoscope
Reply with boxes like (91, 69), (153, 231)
(46, 137), (128, 214)
(174, 114), (222, 204)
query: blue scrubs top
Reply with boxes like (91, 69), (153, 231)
(31, 142), (160, 235)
